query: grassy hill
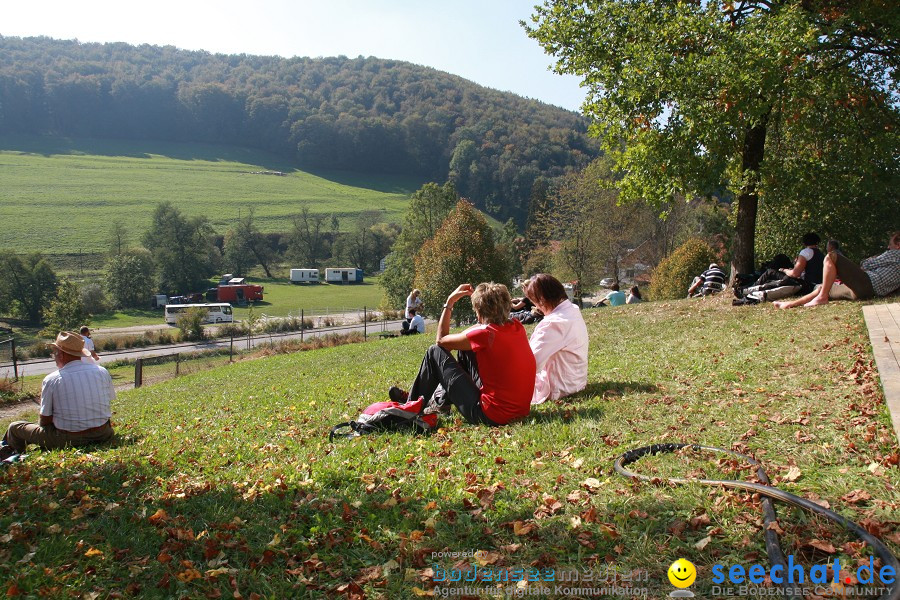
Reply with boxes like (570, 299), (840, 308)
(1, 297), (898, 597)
(0, 135), (424, 261)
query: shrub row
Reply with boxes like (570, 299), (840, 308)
(21, 329), (181, 360)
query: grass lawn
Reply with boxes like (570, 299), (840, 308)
(1, 296), (898, 598)
(88, 276), (387, 329)
(0, 135), (421, 259)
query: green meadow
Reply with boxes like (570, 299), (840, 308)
(0, 135), (422, 259)
(1, 297), (898, 597)
(88, 276), (388, 329)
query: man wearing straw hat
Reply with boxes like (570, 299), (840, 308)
(0, 331), (115, 460)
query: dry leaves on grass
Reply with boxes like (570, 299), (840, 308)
(805, 539), (837, 554)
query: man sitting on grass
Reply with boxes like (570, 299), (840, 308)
(400, 309), (425, 335)
(388, 282), (536, 426)
(0, 331), (115, 461)
(774, 232), (900, 309)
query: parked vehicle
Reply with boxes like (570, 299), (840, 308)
(164, 303), (233, 325)
(290, 268), (320, 284)
(151, 294), (168, 309)
(599, 278), (616, 288)
(325, 268), (364, 284)
(216, 283), (264, 303)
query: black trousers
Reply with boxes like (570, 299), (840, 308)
(407, 345), (497, 426)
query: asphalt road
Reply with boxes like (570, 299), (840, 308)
(1, 319), (418, 379)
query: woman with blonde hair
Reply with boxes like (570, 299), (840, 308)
(389, 282), (536, 425)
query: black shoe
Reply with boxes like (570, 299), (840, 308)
(0, 444), (17, 461)
(388, 386), (409, 403)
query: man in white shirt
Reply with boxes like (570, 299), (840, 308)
(524, 274), (589, 404)
(0, 331), (114, 460)
(401, 309), (426, 335)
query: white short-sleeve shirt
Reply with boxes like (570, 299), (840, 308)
(40, 360), (115, 431)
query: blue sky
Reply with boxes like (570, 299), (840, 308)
(3, 0), (586, 111)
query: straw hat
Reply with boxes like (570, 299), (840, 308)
(50, 331), (91, 357)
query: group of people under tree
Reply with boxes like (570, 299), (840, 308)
(690, 231), (900, 308)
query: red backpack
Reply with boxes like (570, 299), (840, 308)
(329, 397), (438, 441)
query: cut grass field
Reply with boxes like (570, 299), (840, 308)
(88, 276), (388, 329)
(0, 135), (422, 258)
(1, 296), (898, 598)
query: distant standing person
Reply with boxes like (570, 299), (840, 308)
(0, 332), (115, 460)
(80, 326), (100, 361)
(524, 274), (589, 404)
(626, 286), (643, 304)
(405, 289), (424, 319)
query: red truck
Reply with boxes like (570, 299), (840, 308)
(216, 283), (264, 303)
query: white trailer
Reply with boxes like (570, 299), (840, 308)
(290, 268), (320, 284)
(324, 268), (364, 284)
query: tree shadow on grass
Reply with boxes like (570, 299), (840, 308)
(574, 381), (659, 398)
(525, 381), (659, 425)
(0, 436), (857, 599)
(0, 135), (299, 173)
(0, 136), (423, 194)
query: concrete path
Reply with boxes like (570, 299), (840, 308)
(863, 303), (900, 444)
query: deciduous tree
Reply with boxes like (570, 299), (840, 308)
(380, 182), (458, 309)
(224, 209), (276, 278)
(42, 280), (88, 336)
(0, 251), (58, 323)
(105, 248), (156, 308)
(413, 200), (508, 322)
(143, 202), (218, 294)
(527, 0), (900, 276)
(287, 207), (329, 270)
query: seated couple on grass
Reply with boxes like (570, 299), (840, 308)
(774, 232), (900, 309)
(388, 275), (588, 426)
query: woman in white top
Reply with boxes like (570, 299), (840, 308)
(405, 289), (424, 319)
(626, 286), (643, 304)
(523, 274), (589, 404)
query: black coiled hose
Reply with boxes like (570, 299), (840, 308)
(615, 443), (899, 600)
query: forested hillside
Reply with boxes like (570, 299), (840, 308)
(0, 36), (598, 223)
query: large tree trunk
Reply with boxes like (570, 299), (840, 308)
(730, 115), (769, 282)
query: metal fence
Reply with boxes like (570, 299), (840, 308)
(129, 316), (406, 389)
(0, 338), (18, 380)
(0, 311), (411, 387)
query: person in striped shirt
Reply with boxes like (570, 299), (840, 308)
(1, 331), (114, 460)
(688, 264), (728, 297)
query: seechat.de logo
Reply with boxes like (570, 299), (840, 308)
(668, 558), (697, 597)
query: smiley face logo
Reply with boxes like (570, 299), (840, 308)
(667, 558), (697, 588)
